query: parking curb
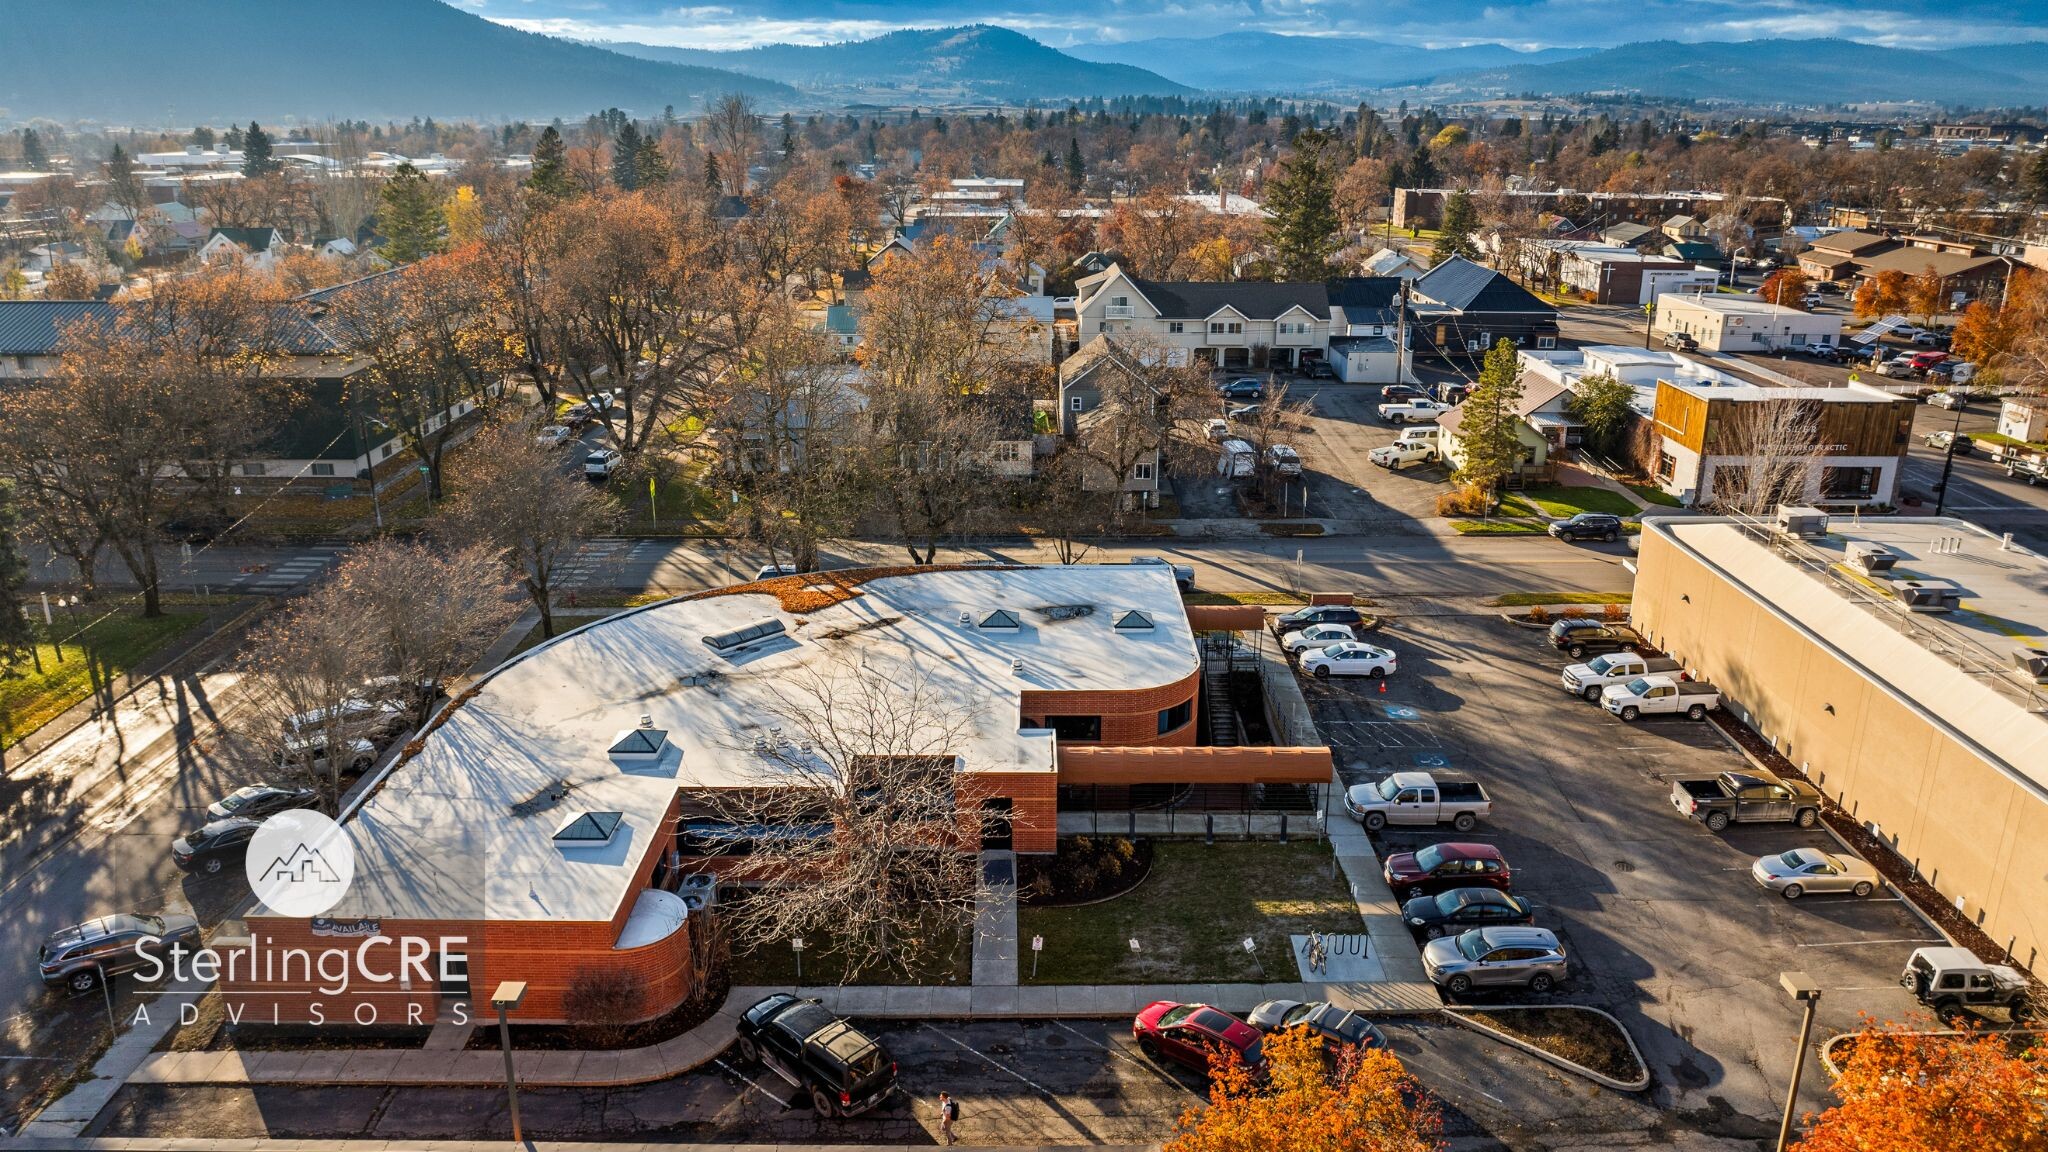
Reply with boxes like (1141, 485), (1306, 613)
(1444, 1006), (1651, 1093)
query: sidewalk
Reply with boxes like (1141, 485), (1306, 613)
(15, 972), (211, 1140)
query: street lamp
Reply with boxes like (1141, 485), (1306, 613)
(1775, 971), (1822, 1152)
(489, 980), (528, 1146)
(1933, 395), (1969, 516)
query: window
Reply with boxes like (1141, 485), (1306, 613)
(1371, 325), (1383, 336)
(1157, 700), (1191, 735)
(381, 444), (395, 459)
(241, 462), (267, 477)
(1167, 321), (1184, 333)
(1209, 321), (1242, 335)
(310, 463), (335, 477)
(1536, 336), (1556, 349)
(1068, 395), (1084, 412)
(1045, 715), (1101, 741)
(1110, 295), (1129, 307)
(993, 441), (1024, 463)
(1822, 466), (1877, 499)
(1655, 450), (1677, 483)
(1132, 461), (1155, 481)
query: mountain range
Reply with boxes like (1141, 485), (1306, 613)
(1066, 34), (1597, 93)
(598, 26), (1193, 103)
(0, 0), (795, 124)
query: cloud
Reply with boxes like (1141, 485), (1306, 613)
(466, 0), (2047, 49)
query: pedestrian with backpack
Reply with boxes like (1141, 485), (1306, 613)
(938, 1091), (959, 1145)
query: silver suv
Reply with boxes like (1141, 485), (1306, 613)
(1422, 925), (1568, 995)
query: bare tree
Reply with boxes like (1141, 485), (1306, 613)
(1026, 450), (1114, 564)
(1057, 335), (1215, 532)
(691, 654), (985, 982)
(1709, 398), (1824, 516)
(445, 415), (618, 640)
(705, 93), (757, 196)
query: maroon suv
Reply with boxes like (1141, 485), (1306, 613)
(1133, 1001), (1264, 1076)
(1382, 842), (1511, 899)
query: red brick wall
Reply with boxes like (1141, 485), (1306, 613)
(1057, 745), (1334, 785)
(1021, 668), (1200, 747)
(1185, 604), (1268, 632)
(960, 769), (1059, 853)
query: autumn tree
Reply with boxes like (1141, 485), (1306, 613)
(706, 93), (757, 195)
(0, 482), (37, 681)
(1055, 336), (1215, 533)
(445, 415), (618, 641)
(1164, 1025), (1442, 1152)
(1854, 269), (1911, 320)
(1264, 128), (1344, 281)
(442, 185), (484, 248)
(1951, 268), (2045, 390)
(1758, 267), (1813, 310)
(1336, 155), (1392, 233)
(377, 161), (446, 263)
(1104, 189), (1213, 280)
(40, 262), (97, 300)
(1794, 1020), (2048, 1152)
(1906, 264), (1949, 328)
(1454, 339), (1527, 495)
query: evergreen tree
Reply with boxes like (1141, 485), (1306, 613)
(0, 481), (36, 680)
(527, 125), (573, 200)
(190, 125), (215, 149)
(105, 144), (145, 212)
(1263, 128), (1343, 281)
(703, 152), (723, 193)
(2025, 150), (2048, 205)
(1065, 137), (1085, 193)
(634, 133), (669, 187)
(1455, 339), (1526, 495)
(611, 121), (642, 191)
(241, 121), (279, 177)
(1433, 190), (1481, 262)
(377, 161), (446, 263)
(1402, 148), (1438, 190)
(20, 128), (47, 171)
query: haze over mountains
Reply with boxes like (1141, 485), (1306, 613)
(1066, 34), (1597, 93)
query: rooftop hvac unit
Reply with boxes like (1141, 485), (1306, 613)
(1893, 579), (1962, 613)
(1845, 542), (1896, 573)
(2011, 646), (2048, 684)
(1774, 504), (1829, 539)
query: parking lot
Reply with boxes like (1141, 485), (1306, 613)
(1302, 611), (1939, 1133)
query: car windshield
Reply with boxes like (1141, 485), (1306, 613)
(109, 914), (164, 934)
(1376, 778), (1402, 800)
(1778, 850), (1819, 869)
(1454, 930), (1488, 961)
(1433, 890), (1470, 914)
(1415, 845), (1444, 872)
(1622, 677), (1651, 696)
(1158, 1004), (1198, 1027)
(1586, 655), (1618, 674)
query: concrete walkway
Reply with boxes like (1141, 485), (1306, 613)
(973, 851), (1018, 987)
(16, 972), (212, 1140)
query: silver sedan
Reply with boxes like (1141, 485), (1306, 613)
(1750, 848), (1880, 899)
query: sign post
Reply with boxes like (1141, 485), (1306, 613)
(1242, 936), (1264, 979)
(1031, 934), (1043, 980)
(791, 936), (804, 985)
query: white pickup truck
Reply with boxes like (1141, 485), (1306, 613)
(1561, 653), (1682, 702)
(1343, 771), (1492, 832)
(1601, 674), (1721, 721)
(1377, 400), (1453, 424)
(1369, 441), (1438, 469)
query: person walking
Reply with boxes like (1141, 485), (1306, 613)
(937, 1092), (959, 1145)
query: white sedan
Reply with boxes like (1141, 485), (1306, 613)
(1750, 848), (1881, 899)
(535, 424), (573, 448)
(1283, 623), (1356, 653)
(1299, 641), (1397, 679)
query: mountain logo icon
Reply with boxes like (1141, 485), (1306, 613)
(246, 810), (355, 918)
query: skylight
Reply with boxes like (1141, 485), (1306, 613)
(1114, 610), (1154, 631)
(979, 609), (1021, 629)
(553, 811), (624, 846)
(608, 728), (668, 756)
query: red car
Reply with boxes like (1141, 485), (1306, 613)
(1910, 350), (1949, 372)
(1133, 1001), (1264, 1075)
(1382, 842), (1511, 899)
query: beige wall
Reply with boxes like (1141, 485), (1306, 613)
(1633, 526), (2048, 974)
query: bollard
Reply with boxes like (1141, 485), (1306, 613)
(1279, 812), (1288, 843)
(1204, 812), (1215, 846)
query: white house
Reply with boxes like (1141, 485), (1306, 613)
(1998, 396), (2048, 445)
(1324, 277), (1416, 383)
(1072, 264), (1328, 370)
(199, 227), (288, 271)
(1653, 293), (1842, 353)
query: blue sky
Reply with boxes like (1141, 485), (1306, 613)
(456, 0), (2048, 50)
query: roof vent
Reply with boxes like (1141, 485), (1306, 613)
(1893, 578), (1961, 613)
(1114, 610), (1155, 631)
(638, 713), (653, 728)
(1012, 658), (1025, 675)
(2010, 646), (2048, 685)
(1774, 505), (1829, 539)
(553, 811), (623, 847)
(703, 618), (787, 655)
(959, 610), (973, 626)
(1846, 542), (1895, 573)
(979, 609), (1021, 630)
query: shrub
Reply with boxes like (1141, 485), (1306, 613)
(1559, 606), (1586, 619)
(564, 964), (643, 1048)
(1434, 483), (1494, 517)
(1601, 602), (1627, 622)
(1528, 605), (1551, 624)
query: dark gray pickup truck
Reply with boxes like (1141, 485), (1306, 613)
(1671, 770), (1823, 831)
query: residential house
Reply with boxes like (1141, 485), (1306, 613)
(1323, 276), (1415, 383)
(1360, 247), (1427, 279)
(821, 304), (859, 358)
(1998, 396), (2048, 445)
(1519, 240), (1716, 305)
(1055, 336), (1176, 506)
(131, 202), (207, 256)
(1661, 214), (1708, 243)
(1851, 246), (2009, 310)
(1649, 379), (1914, 506)
(1072, 265), (1329, 370)
(1435, 372), (1566, 483)
(199, 226), (287, 270)
(1404, 256), (1559, 359)
(1598, 221), (1660, 250)
(1660, 240), (1723, 266)
(1654, 293), (1842, 352)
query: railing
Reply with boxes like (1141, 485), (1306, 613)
(1103, 305), (1136, 319)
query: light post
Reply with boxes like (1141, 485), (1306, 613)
(1933, 394), (1968, 516)
(490, 980), (528, 1147)
(1775, 971), (1822, 1152)
(1728, 246), (1749, 289)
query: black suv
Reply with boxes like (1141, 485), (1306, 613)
(171, 817), (261, 876)
(735, 994), (897, 1116)
(1274, 605), (1364, 638)
(1550, 624), (1644, 659)
(1548, 512), (1623, 543)
(40, 913), (201, 993)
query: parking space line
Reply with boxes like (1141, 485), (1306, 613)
(1049, 1019), (1153, 1071)
(711, 1057), (791, 1107)
(1797, 937), (1944, 948)
(920, 1023), (1058, 1097)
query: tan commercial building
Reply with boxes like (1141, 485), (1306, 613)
(1632, 516), (2048, 974)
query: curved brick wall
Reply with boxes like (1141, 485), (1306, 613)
(1021, 667), (1201, 748)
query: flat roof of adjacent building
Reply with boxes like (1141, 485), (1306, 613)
(1650, 517), (2048, 797)
(329, 565), (1199, 925)
(1655, 293), (1821, 318)
(1660, 379), (1900, 403)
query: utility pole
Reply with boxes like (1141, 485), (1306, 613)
(1933, 395), (1968, 516)
(1396, 278), (1411, 384)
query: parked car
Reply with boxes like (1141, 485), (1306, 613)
(1051, 295), (1077, 310)
(1383, 842), (1511, 899)
(1133, 1001), (1264, 1075)
(1548, 512), (1624, 543)
(1878, 359), (1917, 379)
(1245, 999), (1386, 1054)
(755, 563), (801, 580)
(1378, 400), (1453, 425)
(1227, 403), (1261, 421)
(206, 784), (318, 822)
(359, 675), (442, 716)
(1282, 623), (1357, 653)
(561, 401), (595, 426)
(1560, 653), (1681, 701)
(1603, 673), (1720, 721)
(1402, 887), (1535, 939)
(1381, 383), (1432, 403)
(1129, 556), (1195, 591)
(38, 913), (201, 994)
(1204, 418), (1230, 441)
(1422, 926), (1568, 996)
(1369, 441), (1438, 469)
(1801, 293), (1825, 309)
(171, 816), (262, 875)
(1671, 769), (1822, 830)
(1549, 623), (1644, 659)
(1799, 342), (1841, 360)
(1662, 332), (1699, 352)
(734, 993), (897, 1116)
(1546, 618), (1607, 642)
(1302, 360), (1335, 379)
(281, 697), (407, 741)
(2008, 456), (2048, 486)
(1900, 947), (2033, 1024)
(1274, 604), (1364, 638)
(1910, 350), (1950, 373)
(276, 732), (377, 778)
(535, 424), (573, 448)
(1300, 641), (1398, 679)
(1265, 445), (1303, 477)
(1218, 379), (1264, 400)
(1911, 330), (1949, 348)
(1344, 772), (1491, 832)
(1924, 430), (1971, 453)
(584, 448), (623, 479)
(1751, 848), (1880, 899)
(1927, 390), (1969, 410)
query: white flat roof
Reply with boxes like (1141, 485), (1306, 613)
(1654, 518), (2048, 798)
(330, 565), (1198, 924)
(1656, 293), (1818, 317)
(1663, 379), (1899, 403)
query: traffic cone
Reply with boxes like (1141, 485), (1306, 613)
(1378, 679), (1387, 694)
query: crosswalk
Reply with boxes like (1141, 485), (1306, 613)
(555, 537), (664, 590)
(232, 545), (346, 594)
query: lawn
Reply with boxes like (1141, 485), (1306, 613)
(1625, 483), (1684, 508)
(1517, 486), (1641, 519)
(724, 916), (972, 987)
(1487, 591), (1633, 607)
(1182, 591), (1309, 606)
(1018, 841), (1356, 985)
(0, 610), (208, 748)
(1452, 519), (1545, 536)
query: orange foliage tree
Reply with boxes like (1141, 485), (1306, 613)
(1164, 1026), (1442, 1152)
(1758, 267), (1813, 310)
(1854, 269), (1911, 320)
(1906, 264), (1949, 327)
(1794, 1019), (2048, 1152)
(1951, 268), (2046, 391)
